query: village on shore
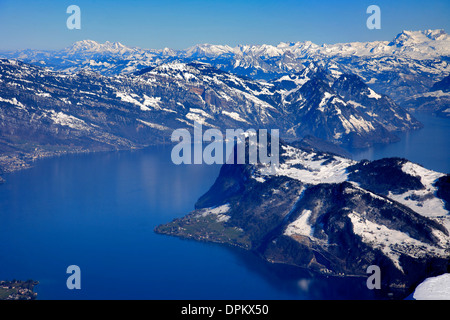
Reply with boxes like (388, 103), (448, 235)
(0, 280), (39, 300)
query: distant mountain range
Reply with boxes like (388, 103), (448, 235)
(0, 29), (447, 174)
(3, 29), (449, 74)
(2, 29), (449, 111)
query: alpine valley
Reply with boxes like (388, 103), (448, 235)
(1, 30), (449, 298)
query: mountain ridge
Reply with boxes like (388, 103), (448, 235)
(155, 138), (450, 298)
(2, 29), (448, 112)
(2, 29), (448, 75)
(0, 57), (422, 182)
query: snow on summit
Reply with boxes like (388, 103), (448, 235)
(258, 144), (355, 185)
(45, 29), (450, 62)
(67, 40), (135, 55)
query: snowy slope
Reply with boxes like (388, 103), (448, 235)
(2, 29), (448, 80)
(157, 138), (450, 295)
(413, 273), (450, 300)
(0, 57), (422, 151)
(251, 142), (450, 275)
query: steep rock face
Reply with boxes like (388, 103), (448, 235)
(156, 140), (450, 295)
(268, 64), (421, 147)
(332, 74), (421, 132)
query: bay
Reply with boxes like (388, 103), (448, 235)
(0, 147), (374, 300)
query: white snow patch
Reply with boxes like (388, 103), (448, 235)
(367, 88), (382, 100)
(267, 145), (354, 185)
(49, 111), (90, 130)
(284, 210), (313, 237)
(188, 108), (213, 119)
(185, 110), (217, 127)
(318, 92), (333, 111)
(0, 96), (26, 110)
(349, 212), (448, 273)
(387, 161), (450, 233)
(197, 204), (231, 223)
(136, 119), (170, 131)
(348, 114), (375, 133)
(142, 95), (162, 110)
(413, 273), (450, 300)
(36, 92), (51, 98)
(253, 176), (266, 183)
(221, 110), (250, 123)
(116, 92), (162, 111)
(402, 162), (444, 188)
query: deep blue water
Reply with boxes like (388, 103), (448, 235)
(0, 148), (375, 300)
(0, 112), (448, 300)
(347, 112), (450, 174)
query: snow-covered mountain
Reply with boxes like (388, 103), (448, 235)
(412, 273), (450, 300)
(387, 29), (450, 58)
(156, 138), (450, 297)
(1, 30), (449, 299)
(0, 29), (441, 172)
(2, 29), (448, 99)
(2, 40), (162, 76)
(0, 57), (420, 154)
(2, 29), (448, 118)
(65, 39), (137, 55)
(0, 57), (422, 177)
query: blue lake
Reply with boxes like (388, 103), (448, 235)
(0, 112), (448, 300)
(347, 112), (450, 174)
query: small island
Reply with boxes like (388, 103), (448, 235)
(0, 280), (39, 300)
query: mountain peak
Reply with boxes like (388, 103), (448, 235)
(423, 29), (447, 40)
(185, 43), (234, 58)
(66, 40), (134, 55)
(103, 40), (127, 50)
(390, 29), (448, 46)
(70, 39), (100, 50)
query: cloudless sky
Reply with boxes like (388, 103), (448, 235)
(0, 0), (449, 50)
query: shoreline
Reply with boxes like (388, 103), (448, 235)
(0, 280), (39, 300)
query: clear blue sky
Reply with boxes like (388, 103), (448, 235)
(0, 0), (449, 50)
